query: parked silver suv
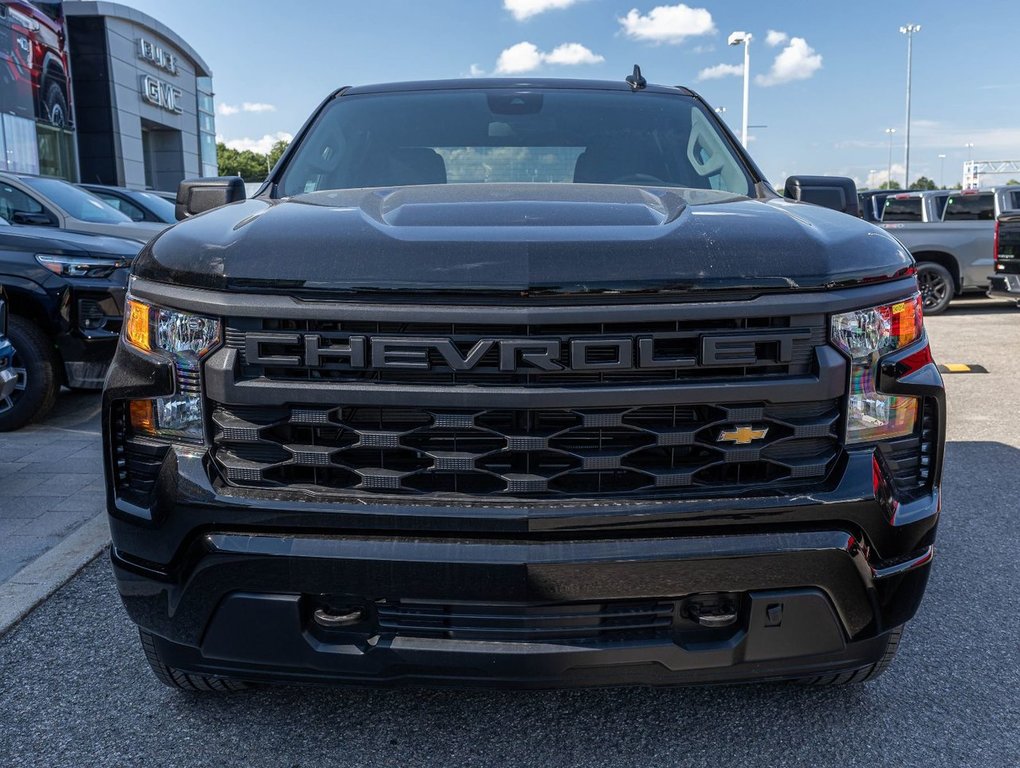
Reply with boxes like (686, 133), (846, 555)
(0, 173), (168, 244)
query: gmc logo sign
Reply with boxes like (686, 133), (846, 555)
(245, 330), (813, 373)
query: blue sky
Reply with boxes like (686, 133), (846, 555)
(125, 0), (1020, 188)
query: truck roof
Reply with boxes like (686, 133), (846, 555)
(343, 78), (696, 97)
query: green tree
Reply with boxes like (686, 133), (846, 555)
(216, 142), (269, 182)
(1006, 179), (1020, 186)
(909, 176), (937, 191)
(879, 180), (900, 190)
(267, 139), (290, 170)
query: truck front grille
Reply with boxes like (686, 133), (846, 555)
(374, 598), (675, 642)
(225, 314), (825, 387)
(210, 400), (840, 499)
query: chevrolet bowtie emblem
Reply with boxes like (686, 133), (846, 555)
(718, 425), (769, 445)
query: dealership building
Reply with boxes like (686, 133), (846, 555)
(0, 1), (215, 190)
(64, 1), (217, 190)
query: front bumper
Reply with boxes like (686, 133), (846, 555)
(987, 273), (1020, 301)
(107, 444), (940, 687)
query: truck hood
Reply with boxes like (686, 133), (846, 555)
(134, 184), (914, 297)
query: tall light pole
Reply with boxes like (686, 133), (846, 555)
(885, 128), (897, 188)
(728, 31), (751, 147)
(938, 153), (946, 188)
(900, 24), (921, 189)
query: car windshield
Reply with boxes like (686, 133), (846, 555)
(134, 191), (177, 221)
(21, 177), (132, 224)
(278, 88), (754, 198)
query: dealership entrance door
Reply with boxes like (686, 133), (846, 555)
(141, 120), (185, 192)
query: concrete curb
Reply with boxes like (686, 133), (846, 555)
(0, 512), (109, 637)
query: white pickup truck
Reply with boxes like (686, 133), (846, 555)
(878, 186), (1020, 313)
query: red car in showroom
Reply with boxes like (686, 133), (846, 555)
(0, 0), (72, 127)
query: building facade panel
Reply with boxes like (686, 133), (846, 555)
(64, 0), (214, 191)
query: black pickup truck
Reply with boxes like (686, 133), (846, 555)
(103, 75), (945, 691)
(0, 223), (138, 430)
(989, 212), (1020, 305)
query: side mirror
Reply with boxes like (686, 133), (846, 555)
(175, 177), (246, 221)
(784, 176), (860, 217)
(12, 211), (55, 226)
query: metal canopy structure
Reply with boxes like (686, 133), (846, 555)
(963, 160), (1020, 190)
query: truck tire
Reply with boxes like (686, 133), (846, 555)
(798, 626), (903, 686)
(43, 81), (68, 128)
(916, 262), (954, 315)
(139, 630), (249, 692)
(0, 316), (59, 431)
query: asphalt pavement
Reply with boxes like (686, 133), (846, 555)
(0, 297), (1018, 768)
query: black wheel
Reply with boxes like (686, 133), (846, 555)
(139, 630), (249, 692)
(43, 80), (68, 128)
(798, 626), (904, 686)
(916, 262), (954, 314)
(0, 316), (59, 431)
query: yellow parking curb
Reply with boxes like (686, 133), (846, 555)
(937, 364), (988, 374)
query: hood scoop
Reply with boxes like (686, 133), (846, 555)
(364, 183), (687, 227)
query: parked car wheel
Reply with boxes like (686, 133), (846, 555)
(0, 316), (59, 431)
(916, 262), (954, 315)
(43, 81), (69, 129)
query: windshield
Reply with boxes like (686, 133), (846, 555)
(134, 191), (177, 221)
(278, 89), (754, 197)
(21, 177), (132, 224)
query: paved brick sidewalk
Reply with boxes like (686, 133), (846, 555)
(0, 393), (105, 583)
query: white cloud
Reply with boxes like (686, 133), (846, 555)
(542, 42), (604, 66)
(765, 29), (788, 47)
(468, 63), (486, 77)
(216, 102), (277, 116)
(618, 4), (715, 44)
(219, 131), (294, 154)
(496, 42), (545, 74)
(864, 164), (906, 189)
(697, 62), (743, 81)
(495, 41), (604, 74)
(504, 0), (582, 20)
(755, 37), (822, 86)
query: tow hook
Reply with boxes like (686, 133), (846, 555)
(685, 595), (739, 628)
(313, 607), (365, 628)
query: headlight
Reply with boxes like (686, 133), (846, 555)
(123, 298), (221, 442)
(831, 293), (923, 444)
(36, 254), (132, 278)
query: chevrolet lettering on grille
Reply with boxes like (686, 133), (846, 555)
(244, 329), (814, 373)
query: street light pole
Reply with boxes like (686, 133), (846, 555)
(728, 32), (751, 147)
(885, 128), (897, 188)
(900, 24), (921, 189)
(938, 153), (946, 188)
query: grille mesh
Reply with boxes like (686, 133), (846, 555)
(211, 400), (841, 499)
(374, 599), (676, 642)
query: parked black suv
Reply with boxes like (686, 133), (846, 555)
(104, 77), (945, 690)
(0, 222), (138, 429)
